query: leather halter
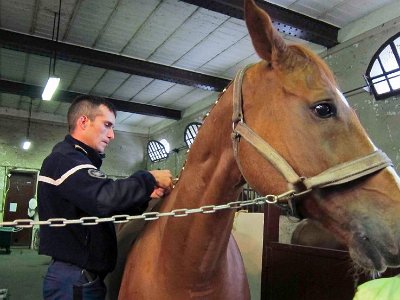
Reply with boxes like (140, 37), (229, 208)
(231, 65), (393, 217)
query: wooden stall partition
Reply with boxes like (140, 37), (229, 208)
(261, 205), (400, 300)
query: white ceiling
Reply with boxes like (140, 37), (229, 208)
(0, 0), (399, 134)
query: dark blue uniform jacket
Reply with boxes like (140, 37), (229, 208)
(38, 135), (156, 274)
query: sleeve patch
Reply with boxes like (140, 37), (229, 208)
(88, 169), (107, 179)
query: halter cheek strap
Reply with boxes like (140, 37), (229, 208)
(231, 65), (393, 216)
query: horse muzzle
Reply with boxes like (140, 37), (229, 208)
(349, 229), (400, 272)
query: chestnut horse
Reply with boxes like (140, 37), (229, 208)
(117, 0), (400, 298)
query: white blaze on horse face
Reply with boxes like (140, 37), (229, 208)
(336, 88), (349, 107)
(336, 87), (378, 150)
(388, 167), (400, 186)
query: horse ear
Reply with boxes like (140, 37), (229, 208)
(244, 0), (287, 62)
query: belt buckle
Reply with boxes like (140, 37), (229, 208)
(81, 269), (96, 282)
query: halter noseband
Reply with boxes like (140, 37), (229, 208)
(231, 65), (393, 217)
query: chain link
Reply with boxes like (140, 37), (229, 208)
(0, 190), (300, 228)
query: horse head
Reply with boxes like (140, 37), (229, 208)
(237, 0), (400, 273)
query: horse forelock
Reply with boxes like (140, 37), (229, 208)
(284, 44), (336, 87)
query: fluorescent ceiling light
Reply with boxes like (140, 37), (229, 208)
(22, 140), (31, 150)
(42, 77), (60, 101)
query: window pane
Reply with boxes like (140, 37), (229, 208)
(160, 139), (170, 153)
(367, 34), (400, 99)
(379, 45), (398, 72)
(147, 140), (168, 162)
(373, 76), (390, 94)
(369, 59), (383, 77)
(184, 122), (202, 148)
(388, 71), (400, 90)
(372, 77), (384, 84)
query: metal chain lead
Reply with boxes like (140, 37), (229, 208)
(0, 190), (298, 228)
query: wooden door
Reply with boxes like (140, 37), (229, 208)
(3, 171), (37, 247)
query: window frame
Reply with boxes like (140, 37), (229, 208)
(366, 32), (400, 100)
(184, 122), (202, 148)
(147, 140), (169, 162)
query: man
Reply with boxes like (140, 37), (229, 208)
(38, 95), (172, 299)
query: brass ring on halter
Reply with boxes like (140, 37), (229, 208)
(264, 195), (278, 204)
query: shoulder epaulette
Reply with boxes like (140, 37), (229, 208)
(74, 145), (88, 155)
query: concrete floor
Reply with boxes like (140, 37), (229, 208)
(0, 248), (50, 300)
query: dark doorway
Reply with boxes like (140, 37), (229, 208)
(3, 171), (37, 247)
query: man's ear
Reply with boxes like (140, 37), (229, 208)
(77, 115), (89, 130)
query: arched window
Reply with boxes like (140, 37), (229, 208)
(366, 32), (400, 100)
(147, 140), (168, 162)
(184, 122), (202, 148)
(159, 139), (170, 153)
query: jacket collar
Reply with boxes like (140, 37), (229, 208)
(65, 135), (104, 168)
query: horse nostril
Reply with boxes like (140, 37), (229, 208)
(355, 232), (370, 243)
(361, 235), (369, 241)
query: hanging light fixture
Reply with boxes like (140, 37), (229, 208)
(22, 140), (32, 150)
(42, 76), (60, 101)
(42, 0), (62, 101)
(22, 98), (33, 150)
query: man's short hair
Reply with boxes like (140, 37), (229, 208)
(67, 95), (117, 132)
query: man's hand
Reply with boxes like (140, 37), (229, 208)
(149, 170), (173, 198)
(150, 187), (167, 199)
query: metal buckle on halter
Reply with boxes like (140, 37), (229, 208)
(232, 116), (243, 130)
(273, 196), (304, 220)
(271, 182), (311, 219)
(232, 119), (243, 140)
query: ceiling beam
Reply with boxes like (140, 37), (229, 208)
(0, 29), (231, 92)
(0, 79), (181, 120)
(181, 0), (339, 48)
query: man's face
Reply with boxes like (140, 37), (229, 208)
(84, 104), (116, 153)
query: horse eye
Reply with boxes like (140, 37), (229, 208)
(312, 102), (336, 118)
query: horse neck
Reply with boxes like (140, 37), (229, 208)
(158, 87), (244, 277)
